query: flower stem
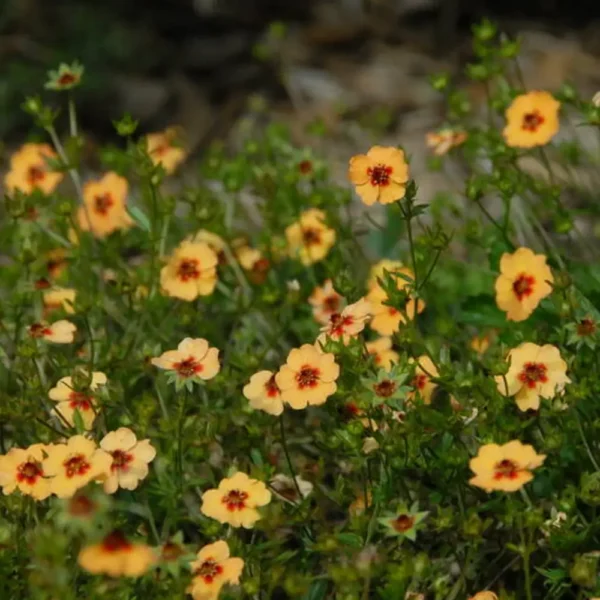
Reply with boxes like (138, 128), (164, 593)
(279, 413), (303, 500)
(574, 408), (600, 471)
(518, 513), (533, 600)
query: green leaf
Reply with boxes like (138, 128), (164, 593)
(335, 532), (363, 548)
(128, 206), (151, 232)
(303, 580), (328, 600)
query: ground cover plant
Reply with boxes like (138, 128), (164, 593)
(2, 20), (600, 600)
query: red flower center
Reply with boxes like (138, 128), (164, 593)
(177, 259), (200, 282)
(392, 514), (415, 533)
(17, 460), (43, 485)
(494, 459), (520, 480)
(264, 375), (280, 398)
(521, 110), (545, 132)
(577, 318), (596, 337)
(110, 449), (134, 472)
(374, 379), (397, 398)
(93, 193), (114, 215)
(512, 273), (536, 301)
(302, 227), (321, 246)
(68, 494), (96, 517)
(328, 312), (354, 336)
(298, 160), (313, 174)
(346, 402), (361, 416)
(412, 374), (428, 390)
(29, 323), (52, 338)
(161, 541), (184, 562)
(173, 356), (203, 378)
(27, 165), (46, 185)
(196, 558), (224, 584)
(322, 294), (340, 314)
(58, 72), (77, 86)
(47, 258), (66, 277)
(63, 454), (91, 478)
(35, 277), (52, 290)
(222, 489), (249, 511)
(296, 365), (320, 389)
(518, 362), (548, 389)
(367, 164), (393, 187)
(68, 392), (93, 411)
(151, 144), (169, 158)
(101, 531), (133, 553)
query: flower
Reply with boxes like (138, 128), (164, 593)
(188, 230), (227, 264)
(234, 243), (270, 284)
(270, 474), (313, 503)
(99, 428), (156, 494)
(43, 287), (76, 314)
(469, 440), (546, 492)
(316, 298), (371, 346)
(379, 502), (428, 541)
(503, 91), (560, 148)
(495, 247), (554, 321)
(45, 61), (84, 90)
(201, 472), (271, 528)
(43, 435), (112, 498)
(4, 143), (63, 195)
(366, 261), (424, 336)
(45, 248), (69, 279)
(151, 338), (220, 386)
(188, 540), (244, 600)
(146, 127), (186, 174)
(470, 332), (492, 355)
(276, 344), (340, 409)
(77, 172), (134, 238)
(309, 280), (345, 325)
(408, 356), (439, 405)
(363, 364), (409, 407)
(285, 208), (336, 266)
(366, 337), (399, 371)
(362, 437), (380, 455)
(78, 531), (155, 577)
(426, 129), (467, 155)
(28, 320), (76, 344)
(469, 593), (498, 600)
(0, 443), (52, 500)
(348, 146), (409, 205)
(243, 370), (284, 416)
(496, 343), (570, 412)
(160, 240), (218, 300)
(48, 371), (107, 430)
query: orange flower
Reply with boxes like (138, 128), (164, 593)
(188, 230), (227, 264)
(285, 208), (336, 266)
(243, 370), (284, 416)
(0, 443), (52, 500)
(408, 356), (439, 405)
(78, 530), (155, 577)
(43, 435), (112, 498)
(77, 173), (133, 238)
(316, 298), (371, 346)
(503, 91), (560, 148)
(309, 280), (345, 325)
(366, 337), (399, 371)
(201, 472), (271, 528)
(426, 129), (467, 155)
(496, 343), (570, 412)
(43, 287), (76, 315)
(469, 440), (545, 493)
(495, 247), (553, 322)
(146, 127), (186, 174)
(188, 540), (244, 600)
(28, 320), (76, 344)
(99, 428), (156, 494)
(348, 146), (409, 206)
(276, 344), (340, 409)
(4, 143), (63, 195)
(160, 240), (218, 300)
(151, 338), (220, 382)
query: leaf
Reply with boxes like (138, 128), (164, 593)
(128, 205), (151, 232)
(250, 448), (264, 467)
(335, 532), (363, 548)
(303, 579), (329, 600)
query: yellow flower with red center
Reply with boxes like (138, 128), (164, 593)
(366, 261), (424, 336)
(496, 342), (570, 412)
(188, 230), (227, 265)
(243, 370), (284, 416)
(275, 344), (340, 409)
(151, 338), (220, 382)
(43, 287), (76, 315)
(426, 129), (468, 155)
(201, 472), (272, 528)
(469, 440), (546, 492)
(99, 428), (156, 494)
(348, 146), (409, 206)
(285, 208), (336, 266)
(188, 540), (244, 600)
(48, 371), (106, 430)
(503, 91), (560, 148)
(28, 320), (76, 344)
(160, 240), (218, 300)
(0, 443), (52, 501)
(43, 435), (112, 498)
(309, 280), (345, 325)
(77, 172), (134, 238)
(4, 143), (63, 195)
(408, 356), (439, 405)
(366, 337), (399, 371)
(234, 242), (270, 284)
(78, 530), (156, 577)
(146, 127), (186, 174)
(495, 247), (553, 322)
(316, 298), (371, 346)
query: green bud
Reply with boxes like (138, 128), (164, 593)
(473, 18), (497, 42)
(570, 555), (597, 588)
(113, 114), (139, 136)
(580, 472), (600, 506)
(466, 63), (489, 81)
(430, 72), (450, 92)
(500, 38), (520, 58)
(463, 512), (483, 537)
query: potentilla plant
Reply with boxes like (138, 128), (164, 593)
(1, 19), (600, 600)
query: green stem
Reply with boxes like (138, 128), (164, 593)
(518, 514), (533, 600)
(574, 408), (600, 471)
(278, 413), (303, 501)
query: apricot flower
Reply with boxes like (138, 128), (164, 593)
(0, 443), (52, 500)
(243, 370), (284, 416)
(503, 91), (560, 148)
(28, 320), (76, 344)
(316, 298), (371, 346)
(285, 209), (336, 266)
(146, 127), (186, 174)
(4, 143), (63, 195)
(309, 280), (345, 325)
(151, 338), (220, 382)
